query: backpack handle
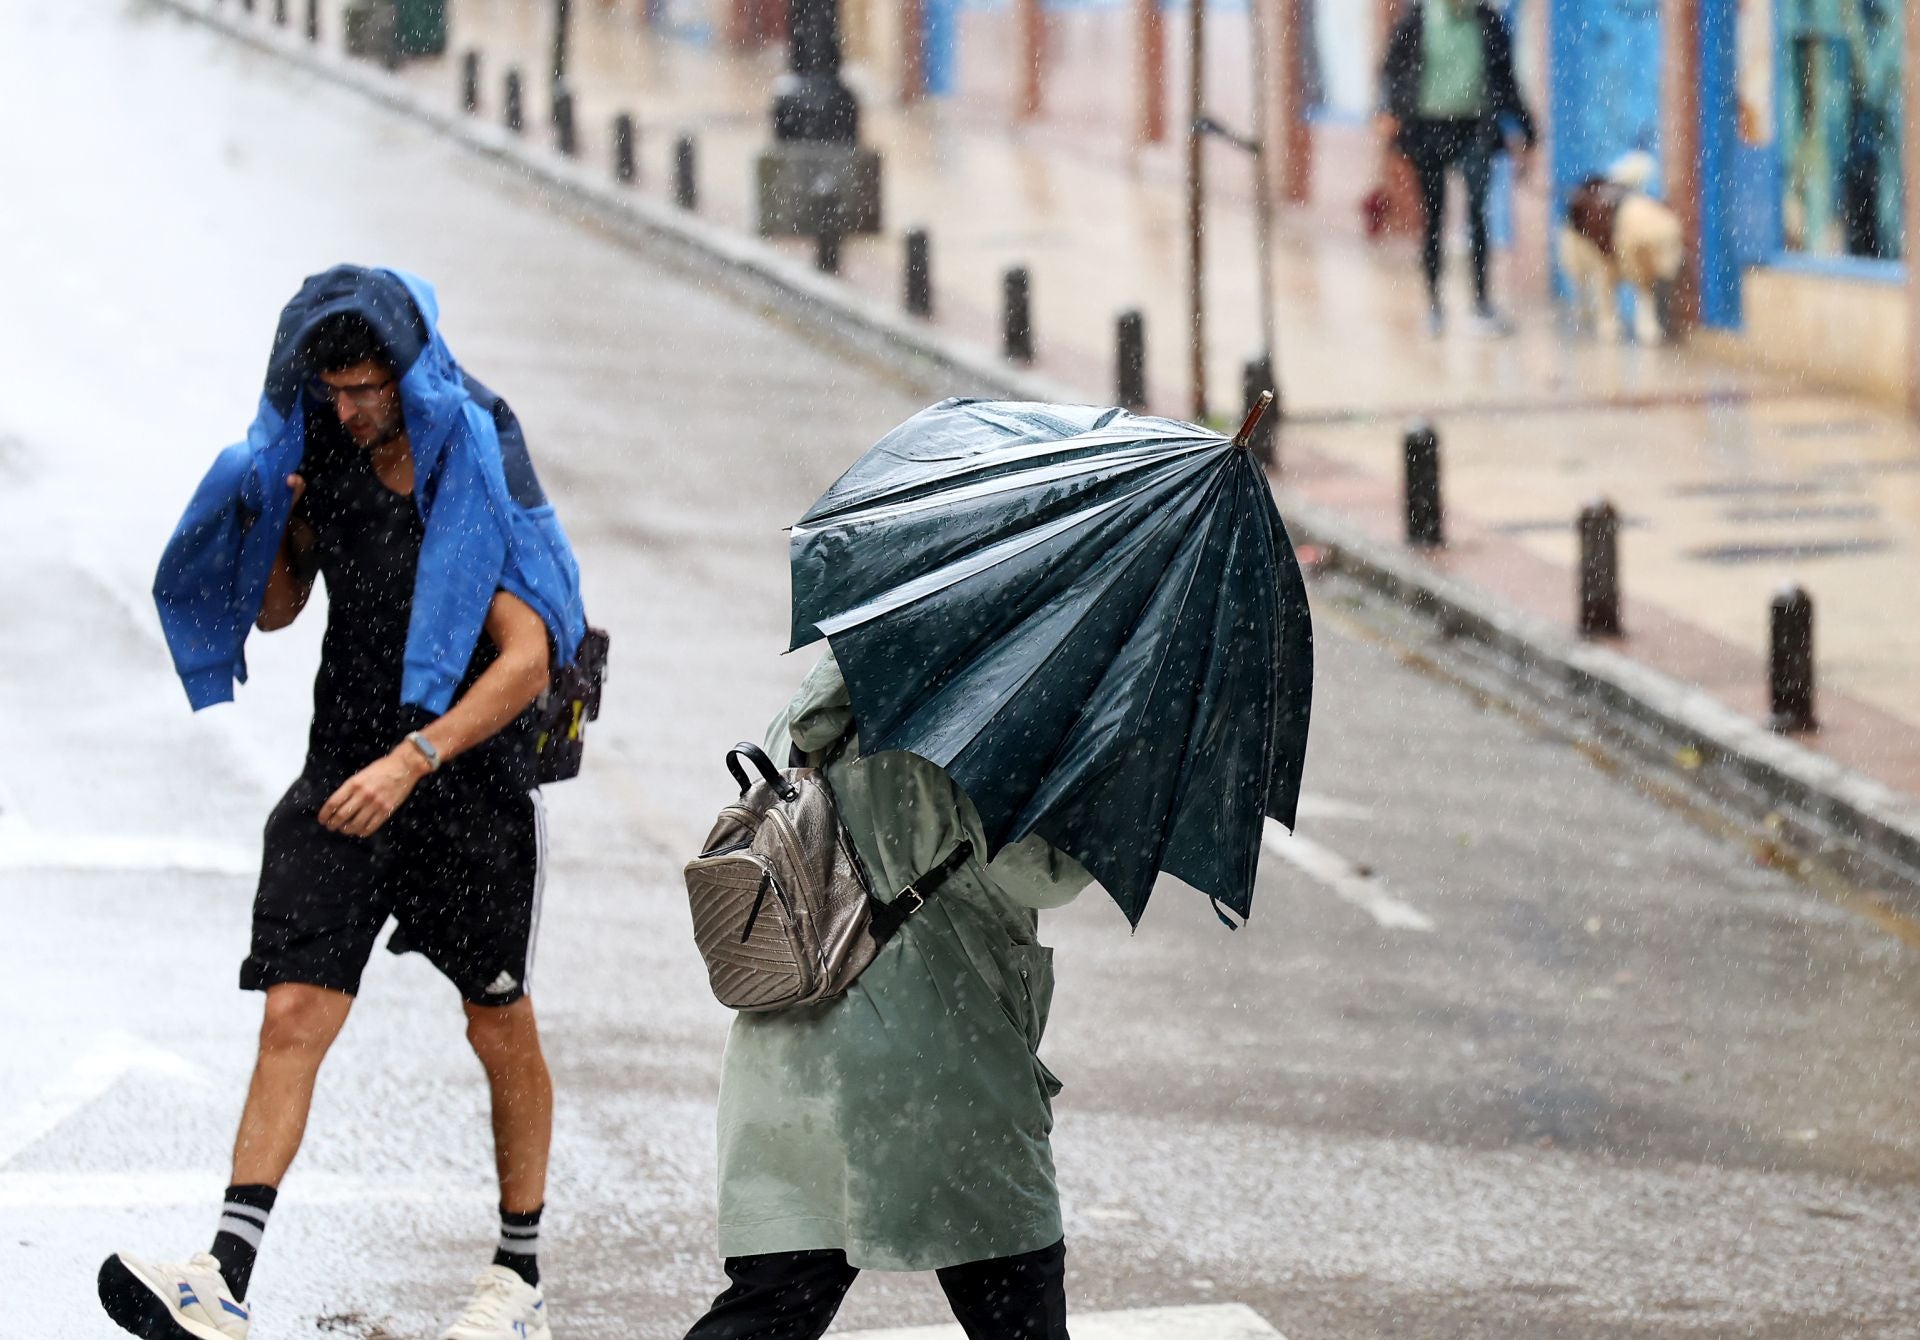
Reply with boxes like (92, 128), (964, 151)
(726, 742), (798, 802)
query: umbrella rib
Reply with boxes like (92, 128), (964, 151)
(795, 437), (1215, 533)
(1011, 462), (1237, 879)
(894, 477), (1225, 846)
(813, 453), (1222, 638)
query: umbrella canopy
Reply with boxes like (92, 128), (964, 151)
(789, 398), (1313, 926)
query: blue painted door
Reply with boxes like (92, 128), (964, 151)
(1547, 0), (1663, 291)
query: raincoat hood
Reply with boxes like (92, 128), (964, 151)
(153, 265), (587, 713)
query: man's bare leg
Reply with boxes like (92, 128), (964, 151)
(465, 997), (553, 1213)
(97, 983), (353, 1333)
(459, 993), (553, 1318)
(231, 983), (356, 1184)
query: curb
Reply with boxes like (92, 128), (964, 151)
(159, 0), (1920, 901)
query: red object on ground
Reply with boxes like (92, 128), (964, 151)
(1360, 186), (1392, 239)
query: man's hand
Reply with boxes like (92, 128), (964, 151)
(318, 747), (431, 838)
(1378, 114), (1401, 146)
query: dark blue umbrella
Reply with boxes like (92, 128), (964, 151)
(789, 397), (1312, 926)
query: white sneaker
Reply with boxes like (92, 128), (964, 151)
(98, 1251), (250, 1340)
(442, 1265), (552, 1340)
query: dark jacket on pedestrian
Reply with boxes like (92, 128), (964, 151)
(1382, 2), (1536, 157)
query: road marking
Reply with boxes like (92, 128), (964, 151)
(1263, 820), (1435, 933)
(1293, 795), (1373, 822)
(0, 814), (254, 877)
(838, 1303), (1284, 1339)
(0, 1034), (200, 1168)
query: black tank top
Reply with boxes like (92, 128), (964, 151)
(294, 424), (536, 790)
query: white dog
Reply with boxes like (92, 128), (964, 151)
(1558, 151), (1685, 345)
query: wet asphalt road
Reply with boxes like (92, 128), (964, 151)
(2, 4), (1918, 1338)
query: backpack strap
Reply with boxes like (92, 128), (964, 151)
(867, 839), (974, 943)
(726, 742), (797, 801)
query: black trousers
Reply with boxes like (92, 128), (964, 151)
(683, 1240), (1069, 1340)
(1404, 117), (1495, 307)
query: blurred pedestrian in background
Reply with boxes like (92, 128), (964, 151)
(1379, 0), (1537, 336)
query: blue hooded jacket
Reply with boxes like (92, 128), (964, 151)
(153, 266), (587, 714)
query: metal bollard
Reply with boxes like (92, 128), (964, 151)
(273, 0), (287, 25)
(612, 112), (638, 184)
(1115, 311), (1147, 411)
(552, 86), (578, 157)
(305, 0), (319, 41)
(462, 51), (482, 114)
(1403, 422), (1444, 548)
(673, 135), (698, 210)
(1577, 499), (1623, 637)
(815, 225), (843, 274)
(241, 0), (255, 13)
(1769, 585), (1817, 733)
(1003, 267), (1034, 364)
(504, 70), (525, 134)
(903, 229), (932, 318)
(1241, 355), (1278, 465)
(811, 180), (844, 275)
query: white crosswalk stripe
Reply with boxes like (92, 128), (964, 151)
(1263, 819), (1436, 932)
(838, 1303), (1285, 1338)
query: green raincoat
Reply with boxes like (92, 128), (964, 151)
(713, 652), (1093, 1270)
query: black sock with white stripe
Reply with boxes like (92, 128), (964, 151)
(493, 1204), (542, 1286)
(209, 1183), (277, 1300)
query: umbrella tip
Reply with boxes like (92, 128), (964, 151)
(1232, 391), (1275, 449)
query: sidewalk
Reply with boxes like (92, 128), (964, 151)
(294, 2), (1920, 801)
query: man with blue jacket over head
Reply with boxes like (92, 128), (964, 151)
(101, 266), (584, 1340)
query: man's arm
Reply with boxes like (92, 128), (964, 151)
(256, 474), (317, 632)
(317, 590), (553, 838)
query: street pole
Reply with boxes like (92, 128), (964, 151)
(551, 0), (572, 93)
(756, 0), (882, 236)
(1186, 0), (1208, 422)
(1244, 0), (1280, 420)
(775, 0), (859, 141)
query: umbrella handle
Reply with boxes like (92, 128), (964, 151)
(726, 741), (799, 801)
(1233, 390), (1274, 448)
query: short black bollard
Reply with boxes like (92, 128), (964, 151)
(673, 135), (698, 210)
(462, 51), (482, 114)
(1769, 585), (1817, 733)
(1577, 499), (1623, 637)
(305, 0), (319, 41)
(1003, 266), (1034, 364)
(242, 0), (255, 13)
(811, 180), (844, 274)
(903, 229), (932, 318)
(273, 0), (287, 25)
(1403, 421), (1444, 548)
(553, 86), (578, 157)
(815, 224), (843, 274)
(612, 112), (638, 184)
(1114, 311), (1147, 411)
(1241, 355), (1278, 465)
(504, 69), (525, 134)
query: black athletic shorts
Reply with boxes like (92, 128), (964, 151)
(241, 770), (546, 1007)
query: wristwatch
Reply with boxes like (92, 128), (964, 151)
(405, 730), (442, 772)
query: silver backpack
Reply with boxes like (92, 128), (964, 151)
(683, 741), (972, 1012)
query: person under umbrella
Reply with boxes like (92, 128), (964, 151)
(682, 396), (1312, 1339)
